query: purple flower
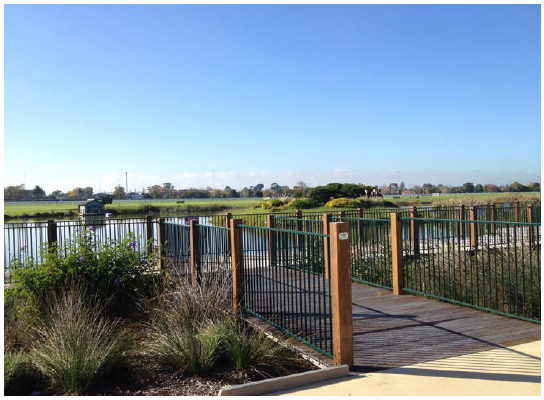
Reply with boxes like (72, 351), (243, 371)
(79, 256), (85, 261)
(110, 240), (116, 245)
(89, 225), (95, 233)
(114, 277), (121, 286)
(130, 241), (137, 249)
(153, 244), (158, 249)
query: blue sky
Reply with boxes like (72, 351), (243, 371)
(4, 4), (541, 193)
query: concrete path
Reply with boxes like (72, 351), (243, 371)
(272, 341), (541, 396)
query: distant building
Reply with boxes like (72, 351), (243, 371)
(79, 199), (105, 215)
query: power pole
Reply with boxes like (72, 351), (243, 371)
(125, 172), (128, 197)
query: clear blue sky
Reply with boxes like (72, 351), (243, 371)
(4, 4), (541, 193)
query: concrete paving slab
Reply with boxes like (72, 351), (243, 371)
(271, 340), (541, 396)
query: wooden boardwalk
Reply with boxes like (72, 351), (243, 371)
(242, 266), (540, 371)
(350, 283), (540, 371)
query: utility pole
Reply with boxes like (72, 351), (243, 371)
(212, 169), (216, 190)
(125, 172), (128, 196)
(397, 171), (400, 195)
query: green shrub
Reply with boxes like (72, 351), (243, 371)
(4, 350), (38, 395)
(4, 288), (39, 351)
(223, 325), (293, 372)
(11, 230), (164, 318)
(285, 198), (316, 209)
(146, 276), (232, 375)
(325, 198), (361, 208)
(149, 319), (224, 376)
(253, 199), (286, 210)
(32, 285), (131, 394)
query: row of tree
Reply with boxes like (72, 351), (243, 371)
(381, 181), (541, 195)
(4, 180), (541, 201)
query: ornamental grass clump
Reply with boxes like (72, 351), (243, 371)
(146, 275), (232, 375)
(4, 350), (38, 395)
(222, 324), (294, 373)
(32, 285), (131, 394)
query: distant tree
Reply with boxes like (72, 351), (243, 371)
(113, 185), (126, 198)
(51, 190), (64, 198)
(147, 185), (162, 198)
(508, 182), (528, 192)
(484, 184), (501, 193)
(399, 181), (406, 194)
(474, 184), (484, 193)
(163, 182), (174, 190)
(528, 182), (541, 192)
(295, 181), (308, 191)
(83, 187), (93, 198)
(240, 187), (251, 198)
(411, 185), (422, 194)
(32, 185), (46, 199)
(462, 182), (475, 193)
(4, 184), (27, 200)
(270, 182), (281, 194)
(101, 195), (113, 205)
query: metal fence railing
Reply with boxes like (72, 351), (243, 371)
(239, 224), (333, 358)
(197, 224), (231, 285)
(400, 217), (541, 323)
(333, 217), (393, 289)
(163, 221), (191, 277)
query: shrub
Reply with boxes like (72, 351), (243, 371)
(4, 288), (39, 351)
(253, 199), (286, 210)
(222, 325), (294, 373)
(32, 285), (131, 394)
(285, 198), (316, 209)
(4, 350), (38, 395)
(325, 198), (361, 208)
(146, 275), (232, 375)
(11, 230), (164, 318)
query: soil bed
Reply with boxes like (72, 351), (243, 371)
(20, 354), (317, 396)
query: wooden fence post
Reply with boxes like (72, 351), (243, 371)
(459, 205), (465, 237)
(47, 219), (58, 253)
(267, 214), (276, 267)
(391, 213), (403, 295)
(225, 212), (232, 253)
(295, 209), (304, 251)
(514, 201), (520, 223)
(357, 208), (363, 237)
(470, 206), (478, 251)
(528, 204), (535, 246)
(145, 215), (153, 255)
(410, 206), (419, 256)
(230, 219), (244, 314)
(322, 213), (331, 278)
(490, 204), (496, 234)
(157, 218), (165, 270)
(330, 222), (354, 368)
(190, 219), (201, 286)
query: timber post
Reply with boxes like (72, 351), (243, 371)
(190, 219), (201, 286)
(391, 213), (404, 295)
(330, 222), (354, 368)
(230, 219), (244, 315)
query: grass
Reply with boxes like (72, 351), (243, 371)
(385, 192), (540, 206)
(32, 285), (132, 394)
(5, 193), (540, 220)
(145, 275), (297, 377)
(4, 350), (38, 395)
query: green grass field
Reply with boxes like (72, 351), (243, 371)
(4, 192), (540, 220)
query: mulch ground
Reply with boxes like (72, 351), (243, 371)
(28, 355), (317, 396)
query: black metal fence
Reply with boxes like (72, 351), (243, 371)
(239, 224), (333, 358)
(400, 217), (541, 323)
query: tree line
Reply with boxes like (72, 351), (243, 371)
(4, 179), (540, 201)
